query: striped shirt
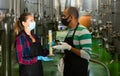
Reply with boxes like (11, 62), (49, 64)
(66, 24), (92, 60)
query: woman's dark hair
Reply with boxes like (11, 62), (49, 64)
(14, 13), (32, 37)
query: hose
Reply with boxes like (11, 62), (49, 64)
(90, 59), (111, 76)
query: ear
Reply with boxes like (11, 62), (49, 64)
(22, 21), (27, 27)
(68, 15), (72, 21)
(70, 16), (72, 19)
(70, 15), (74, 19)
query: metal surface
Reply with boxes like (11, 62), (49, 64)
(0, 0), (10, 9)
(1, 23), (12, 76)
(0, 4), (15, 76)
(89, 0), (120, 62)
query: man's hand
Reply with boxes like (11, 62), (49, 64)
(53, 42), (71, 51)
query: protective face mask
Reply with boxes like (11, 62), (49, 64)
(28, 21), (36, 31)
(61, 16), (71, 26)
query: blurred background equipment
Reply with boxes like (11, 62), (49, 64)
(78, 10), (92, 29)
(0, 0), (120, 76)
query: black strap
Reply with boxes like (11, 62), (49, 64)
(72, 23), (79, 37)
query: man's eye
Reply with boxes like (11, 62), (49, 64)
(61, 15), (66, 18)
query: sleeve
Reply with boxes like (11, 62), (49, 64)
(79, 28), (92, 60)
(15, 37), (37, 65)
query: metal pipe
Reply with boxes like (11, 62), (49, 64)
(13, 0), (16, 12)
(5, 23), (9, 76)
(50, 0), (54, 20)
(37, 0), (40, 15)
(13, 0), (18, 21)
(40, 0), (44, 18)
(17, 0), (20, 17)
(58, 0), (61, 17)
(9, 0), (12, 12)
(96, 0), (99, 13)
(54, 0), (61, 21)
(48, 0), (53, 20)
(75, 0), (82, 11)
(1, 23), (11, 76)
(65, 0), (71, 9)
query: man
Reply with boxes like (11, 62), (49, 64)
(53, 7), (92, 76)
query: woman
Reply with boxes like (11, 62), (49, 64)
(14, 13), (44, 76)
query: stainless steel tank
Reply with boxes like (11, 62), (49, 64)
(0, 0), (11, 9)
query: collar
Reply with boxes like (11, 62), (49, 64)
(68, 23), (79, 31)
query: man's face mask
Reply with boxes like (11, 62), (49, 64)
(28, 21), (36, 31)
(61, 15), (71, 26)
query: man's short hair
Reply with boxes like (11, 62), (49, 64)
(67, 7), (79, 19)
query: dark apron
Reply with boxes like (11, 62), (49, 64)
(63, 24), (88, 76)
(19, 61), (43, 76)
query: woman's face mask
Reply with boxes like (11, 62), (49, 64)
(28, 21), (36, 31)
(61, 16), (71, 26)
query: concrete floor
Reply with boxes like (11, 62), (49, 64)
(10, 53), (108, 76)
